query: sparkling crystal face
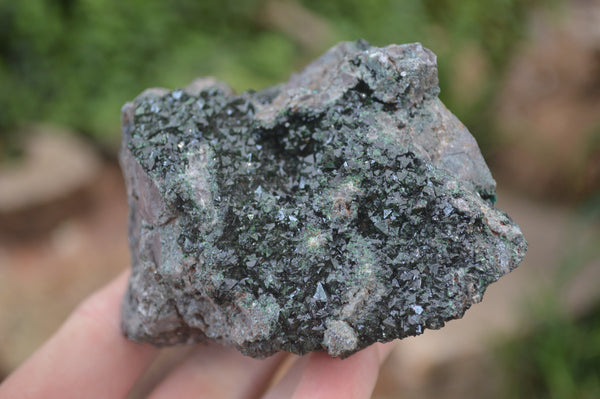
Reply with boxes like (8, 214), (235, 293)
(121, 41), (526, 357)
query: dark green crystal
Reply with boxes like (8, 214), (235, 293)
(120, 41), (526, 358)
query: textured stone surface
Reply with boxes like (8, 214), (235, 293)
(119, 40), (527, 358)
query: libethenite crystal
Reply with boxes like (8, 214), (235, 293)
(119, 40), (527, 358)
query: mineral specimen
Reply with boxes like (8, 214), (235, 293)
(120, 40), (526, 358)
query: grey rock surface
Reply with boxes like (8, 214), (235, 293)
(119, 40), (527, 358)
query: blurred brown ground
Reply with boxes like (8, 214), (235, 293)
(492, 0), (600, 200)
(0, 133), (597, 398)
(1, 1), (600, 397)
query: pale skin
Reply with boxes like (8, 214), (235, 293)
(0, 272), (395, 398)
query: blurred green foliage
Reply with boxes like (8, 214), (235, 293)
(498, 195), (600, 399)
(0, 0), (554, 154)
(499, 295), (600, 399)
(4, 2), (599, 397)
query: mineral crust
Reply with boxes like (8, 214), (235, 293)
(120, 40), (527, 358)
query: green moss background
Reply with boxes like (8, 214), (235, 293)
(0, 0), (549, 154)
(3, 1), (599, 397)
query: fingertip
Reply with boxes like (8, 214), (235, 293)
(0, 270), (159, 399)
(290, 342), (396, 399)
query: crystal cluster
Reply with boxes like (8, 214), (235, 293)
(120, 40), (526, 358)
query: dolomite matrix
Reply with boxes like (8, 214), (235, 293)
(120, 40), (527, 358)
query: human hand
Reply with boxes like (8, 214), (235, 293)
(0, 272), (395, 398)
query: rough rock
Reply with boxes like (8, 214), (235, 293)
(119, 40), (527, 358)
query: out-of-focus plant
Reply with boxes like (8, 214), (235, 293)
(499, 293), (600, 399)
(0, 0), (556, 156)
(497, 195), (600, 399)
(0, 0), (295, 151)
